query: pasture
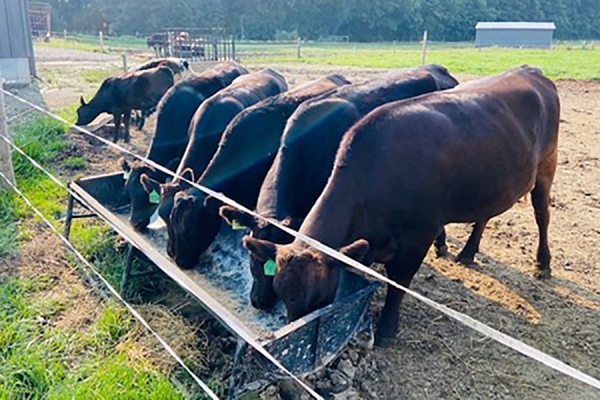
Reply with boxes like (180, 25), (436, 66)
(36, 34), (600, 79)
(1, 44), (599, 399)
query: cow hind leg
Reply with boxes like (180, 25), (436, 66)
(376, 230), (438, 347)
(434, 228), (448, 258)
(456, 220), (489, 265)
(136, 111), (145, 130)
(113, 113), (122, 143)
(123, 112), (131, 143)
(531, 151), (557, 280)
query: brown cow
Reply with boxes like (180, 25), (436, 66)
(243, 66), (560, 347)
(76, 66), (174, 142)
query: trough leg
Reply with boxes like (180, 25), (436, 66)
(63, 193), (75, 240)
(228, 339), (248, 400)
(120, 243), (136, 298)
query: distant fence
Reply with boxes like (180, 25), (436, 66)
(147, 28), (236, 62)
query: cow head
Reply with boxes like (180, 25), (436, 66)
(122, 158), (180, 230)
(122, 159), (158, 231)
(156, 168), (195, 225)
(220, 206), (299, 309)
(75, 96), (99, 126)
(168, 191), (222, 269)
(242, 237), (370, 320)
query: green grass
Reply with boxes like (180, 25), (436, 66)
(34, 34), (147, 54)
(82, 68), (120, 84)
(0, 114), (191, 398)
(0, 278), (184, 399)
(62, 157), (87, 170)
(240, 40), (600, 80)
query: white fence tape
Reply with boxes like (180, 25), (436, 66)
(3, 88), (600, 391)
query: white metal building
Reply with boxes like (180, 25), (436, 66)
(475, 22), (556, 49)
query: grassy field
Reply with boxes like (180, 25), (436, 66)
(35, 35), (600, 80)
(0, 116), (207, 398)
(239, 41), (600, 80)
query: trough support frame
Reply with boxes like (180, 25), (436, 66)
(228, 339), (249, 399)
(63, 190), (160, 299)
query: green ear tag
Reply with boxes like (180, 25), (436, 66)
(263, 259), (276, 277)
(231, 219), (246, 230)
(123, 170), (130, 181)
(149, 190), (160, 204)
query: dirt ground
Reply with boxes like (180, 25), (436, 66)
(5, 47), (599, 399)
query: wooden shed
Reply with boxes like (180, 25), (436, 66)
(0, 0), (36, 83)
(475, 22), (556, 49)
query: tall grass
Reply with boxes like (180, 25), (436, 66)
(0, 115), (188, 398)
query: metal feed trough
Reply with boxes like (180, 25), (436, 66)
(64, 171), (379, 397)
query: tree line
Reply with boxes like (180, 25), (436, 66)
(48, 0), (600, 41)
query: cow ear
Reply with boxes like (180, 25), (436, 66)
(339, 239), (370, 263)
(281, 216), (303, 230)
(140, 174), (161, 195)
(243, 236), (278, 261)
(180, 168), (195, 183)
(80, 96), (87, 106)
(219, 206), (257, 230)
(120, 157), (131, 172)
(202, 195), (221, 213)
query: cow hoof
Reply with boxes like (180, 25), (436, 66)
(534, 268), (551, 280)
(435, 245), (448, 258)
(455, 252), (475, 265)
(374, 334), (396, 348)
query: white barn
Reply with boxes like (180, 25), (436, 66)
(475, 22), (556, 49)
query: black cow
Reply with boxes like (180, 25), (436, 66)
(220, 65), (458, 309)
(121, 61), (248, 230)
(153, 74), (350, 269)
(132, 58), (192, 129)
(243, 66), (560, 346)
(76, 66), (174, 143)
(149, 68), (288, 228)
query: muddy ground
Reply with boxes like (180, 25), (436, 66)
(4, 47), (599, 399)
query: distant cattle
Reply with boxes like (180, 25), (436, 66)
(222, 65), (458, 310)
(132, 58), (191, 129)
(152, 74), (350, 270)
(121, 61), (248, 230)
(76, 66), (174, 142)
(243, 66), (560, 346)
(149, 68), (288, 230)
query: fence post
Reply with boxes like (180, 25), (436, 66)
(420, 30), (428, 66)
(296, 37), (302, 59)
(99, 31), (104, 52)
(231, 35), (236, 60)
(0, 73), (15, 189)
(63, 29), (67, 39)
(122, 53), (128, 72)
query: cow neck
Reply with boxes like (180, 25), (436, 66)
(295, 183), (354, 251)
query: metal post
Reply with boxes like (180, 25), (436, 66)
(122, 54), (128, 72)
(120, 244), (136, 298)
(0, 74), (15, 189)
(99, 31), (104, 52)
(232, 35), (236, 60)
(63, 193), (75, 239)
(228, 339), (248, 399)
(420, 30), (428, 66)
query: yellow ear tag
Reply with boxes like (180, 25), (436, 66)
(231, 219), (246, 230)
(149, 190), (160, 204)
(263, 259), (276, 277)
